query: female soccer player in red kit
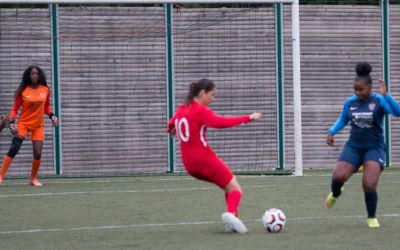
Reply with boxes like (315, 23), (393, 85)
(167, 79), (261, 234)
(0, 65), (58, 186)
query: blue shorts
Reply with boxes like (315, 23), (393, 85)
(338, 144), (386, 170)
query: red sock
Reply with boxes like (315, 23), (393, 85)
(226, 190), (242, 217)
(0, 155), (13, 179)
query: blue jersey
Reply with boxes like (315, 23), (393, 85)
(328, 93), (400, 148)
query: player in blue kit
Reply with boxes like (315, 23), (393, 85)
(325, 62), (400, 228)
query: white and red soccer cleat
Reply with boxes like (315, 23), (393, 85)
(221, 212), (247, 234)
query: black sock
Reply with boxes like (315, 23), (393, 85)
(331, 179), (343, 198)
(364, 191), (378, 218)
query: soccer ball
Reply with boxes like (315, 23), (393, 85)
(262, 208), (286, 233)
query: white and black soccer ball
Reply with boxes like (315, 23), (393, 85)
(262, 208), (286, 233)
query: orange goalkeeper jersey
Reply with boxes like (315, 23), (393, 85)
(9, 85), (52, 128)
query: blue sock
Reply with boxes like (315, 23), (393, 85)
(364, 191), (378, 218)
(331, 179), (343, 198)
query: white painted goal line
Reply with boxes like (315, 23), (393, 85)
(2, 176), (400, 198)
(2, 170), (399, 186)
(0, 181), (360, 198)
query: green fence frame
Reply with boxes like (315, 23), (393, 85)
(50, 4), (63, 175)
(45, 2), (393, 175)
(382, 0), (390, 167)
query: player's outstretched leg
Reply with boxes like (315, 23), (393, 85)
(221, 212), (247, 234)
(221, 175), (246, 233)
(325, 162), (354, 209)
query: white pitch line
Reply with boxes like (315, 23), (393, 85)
(0, 176), (286, 186)
(0, 181), (370, 198)
(1, 170), (399, 186)
(288, 213), (400, 221)
(0, 185), (265, 198)
(0, 176), (396, 199)
(0, 182), (341, 198)
(0, 221), (216, 235)
(0, 175), (282, 186)
(0, 187), (217, 198)
(2, 213), (400, 235)
(0, 177), (196, 186)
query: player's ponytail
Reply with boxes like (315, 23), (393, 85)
(186, 81), (199, 104)
(355, 62), (372, 84)
(185, 79), (215, 104)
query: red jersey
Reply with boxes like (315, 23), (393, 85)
(9, 85), (52, 128)
(167, 101), (251, 168)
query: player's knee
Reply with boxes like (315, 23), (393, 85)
(332, 168), (352, 183)
(234, 184), (242, 193)
(7, 137), (23, 158)
(33, 152), (42, 160)
(332, 176), (346, 184)
(224, 177), (241, 193)
(362, 181), (377, 192)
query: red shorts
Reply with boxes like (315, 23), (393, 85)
(185, 158), (234, 189)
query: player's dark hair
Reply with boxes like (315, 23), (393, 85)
(185, 79), (215, 104)
(15, 65), (48, 98)
(354, 62), (372, 84)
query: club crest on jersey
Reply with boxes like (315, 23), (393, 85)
(368, 103), (376, 111)
(40, 93), (46, 98)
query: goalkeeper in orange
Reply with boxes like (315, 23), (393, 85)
(0, 66), (58, 186)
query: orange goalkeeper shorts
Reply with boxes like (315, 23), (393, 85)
(17, 123), (45, 141)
